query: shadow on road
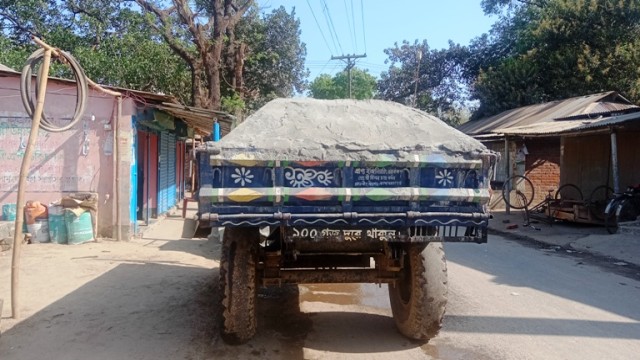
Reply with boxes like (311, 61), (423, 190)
(444, 314), (640, 339)
(0, 262), (218, 360)
(446, 239), (640, 325)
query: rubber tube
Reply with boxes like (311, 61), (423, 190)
(20, 48), (88, 132)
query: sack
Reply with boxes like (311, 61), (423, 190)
(27, 219), (50, 243)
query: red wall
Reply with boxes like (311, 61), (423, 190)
(524, 137), (562, 204)
(0, 74), (135, 236)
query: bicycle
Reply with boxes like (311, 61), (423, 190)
(501, 175), (583, 226)
(585, 185), (614, 222)
(604, 184), (640, 234)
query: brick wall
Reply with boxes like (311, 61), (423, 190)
(524, 137), (561, 205)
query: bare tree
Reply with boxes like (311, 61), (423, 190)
(134, 0), (253, 109)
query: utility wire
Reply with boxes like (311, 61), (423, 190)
(306, 0), (333, 55)
(316, 60), (332, 75)
(360, 0), (367, 54)
(328, 62), (343, 75)
(321, 0), (343, 55)
(344, 0), (357, 52)
(351, 0), (359, 52)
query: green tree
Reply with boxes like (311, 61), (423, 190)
(0, 36), (30, 69)
(468, 0), (640, 119)
(235, 6), (308, 112)
(378, 40), (469, 126)
(0, 1), (308, 112)
(309, 68), (377, 100)
(0, 3), (193, 103)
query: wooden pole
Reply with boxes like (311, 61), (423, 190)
(610, 131), (620, 194)
(191, 134), (196, 193)
(115, 97), (122, 241)
(10, 38), (125, 319)
(11, 48), (53, 319)
(504, 137), (511, 215)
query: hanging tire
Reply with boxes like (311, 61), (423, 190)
(388, 242), (448, 341)
(219, 227), (260, 344)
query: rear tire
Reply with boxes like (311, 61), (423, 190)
(617, 198), (640, 223)
(604, 200), (619, 234)
(388, 242), (448, 341)
(220, 227), (260, 344)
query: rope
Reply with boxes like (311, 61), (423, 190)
(20, 47), (88, 132)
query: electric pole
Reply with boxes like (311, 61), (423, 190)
(330, 53), (366, 98)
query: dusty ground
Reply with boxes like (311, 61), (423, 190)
(0, 213), (220, 360)
(2, 211), (639, 360)
(0, 212), (405, 360)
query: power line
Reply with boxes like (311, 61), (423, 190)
(321, 0), (343, 54)
(350, 0), (359, 52)
(306, 0), (333, 55)
(316, 60), (332, 75)
(360, 0), (367, 54)
(328, 62), (343, 75)
(360, 62), (388, 70)
(343, 0), (357, 52)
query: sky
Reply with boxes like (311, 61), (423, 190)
(258, 0), (497, 81)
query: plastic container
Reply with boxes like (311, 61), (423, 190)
(48, 205), (68, 244)
(24, 201), (48, 225)
(65, 210), (94, 245)
(2, 204), (16, 221)
(27, 219), (50, 243)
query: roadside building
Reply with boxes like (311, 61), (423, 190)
(458, 92), (640, 209)
(0, 63), (234, 239)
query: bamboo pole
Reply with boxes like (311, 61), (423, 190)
(115, 97), (122, 241)
(11, 49), (53, 319)
(11, 38), (126, 318)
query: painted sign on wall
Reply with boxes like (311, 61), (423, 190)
(0, 113), (108, 196)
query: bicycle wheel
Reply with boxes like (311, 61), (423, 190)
(516, 191), (530, 225)
(502, 175), (534, 209)
(588, 185), (614, 221)
(555, 183), (583, 202)
(604, 199), (619, 234)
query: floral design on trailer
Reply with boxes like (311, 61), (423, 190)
(435, 169), (454, 187)
(231, 167), (254, 186)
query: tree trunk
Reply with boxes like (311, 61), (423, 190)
(209, 39), (223, 110)
(136, 0), (254, 110)
(235, 43), (246, 95)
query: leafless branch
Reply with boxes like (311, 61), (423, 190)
(134, 0), (195, 64)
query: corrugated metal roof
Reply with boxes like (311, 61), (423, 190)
(458, 92), (638, 136)
(0, 66), (178, 103)
(0, 63), (16, 72)
(1, 66), (233, 136)
(498, 110), (640, 136)
(154, 102), (235, 136)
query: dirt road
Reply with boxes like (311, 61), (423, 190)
(1, 214), (639, 359)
